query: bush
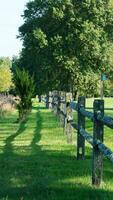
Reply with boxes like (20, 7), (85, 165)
(0, 94), (15, 118)
(14, 68), (35, 122)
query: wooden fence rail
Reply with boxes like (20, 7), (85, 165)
(45, 91), (113, 186)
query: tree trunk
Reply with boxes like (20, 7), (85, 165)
(38, 95), (41, 102)
(72, 90), (77, 101)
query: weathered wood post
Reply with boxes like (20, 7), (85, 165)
(52, 91), (58, 115)
(51, 91), (54, 109)
(46, 92), (52, 109)
(49, 91), (52, 109)
(77, 96), (85, 160)
(59, 91), (63, 126)
(63, 92), (67, 128)
(65, 93), (73, 143)
(57, 91), (61, 116)
(92, 99), (104, 186)
(65, 102), (73, 143)
(46, 94), (49, 108)
(52, 91), (55, 113)
(59, 92), (66, 127)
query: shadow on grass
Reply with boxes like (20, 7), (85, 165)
(0, 106), (113, 200)
(3, 122), (27, 155)
(0, 184), (113, 200)
(30, 109), (42, 153)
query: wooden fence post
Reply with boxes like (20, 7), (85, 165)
(57, 91), (61, 116)
(52, 91), (56, 113)
(77, 96), (85, 160)
(49, 91), (52, 109)
(59, 92), (65, 127)
(53, 91), (59, 115)
(51, 91), (54, 109)
(46, 94), (49, 108)
(52, 91), (58, 115)
(65, 102), (73, 143)
(63, 93), (67, 128)
(92, 99), (104, 186)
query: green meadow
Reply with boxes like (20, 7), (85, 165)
(0, 99), (113, 200)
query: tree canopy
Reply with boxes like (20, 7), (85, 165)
(18, 0), (113, 96)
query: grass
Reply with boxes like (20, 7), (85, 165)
(0, 100), (113, 200)
(86, 97), (113, 108)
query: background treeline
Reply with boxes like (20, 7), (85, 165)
(0, 57), (35, 122)
(0, 57), (13, 93)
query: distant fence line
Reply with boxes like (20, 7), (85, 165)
(44, 91), (113, 187)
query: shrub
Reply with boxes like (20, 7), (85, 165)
(14, 68), (35, 122)
(0, 94), (15, 118)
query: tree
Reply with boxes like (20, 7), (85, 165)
(0, 57), (13, 93)
(14, 68), (35, 122)
(18, 0), (113, 96)
(74, 0), (113, 73)
(12, 56), (20, 74)
(18, 0), (81, 94)
(81, 71), (100, 97)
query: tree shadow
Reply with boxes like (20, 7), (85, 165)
(3, 122), (27, 155)
(30, 109), (42, 153)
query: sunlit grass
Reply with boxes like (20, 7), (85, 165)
(0, 101), (113, 200)
(86, 97), (113, 108)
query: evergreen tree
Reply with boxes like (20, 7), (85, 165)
(14, 68), (35, 122)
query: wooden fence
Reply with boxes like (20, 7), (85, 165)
(45, 91), (113, 187)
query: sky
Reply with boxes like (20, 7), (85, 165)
(0, 0), (28, 58)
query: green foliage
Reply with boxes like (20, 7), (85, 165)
(80, 71), (100, 97)
(0, 57), (13, 92)
(33, 28), (48, 48)
(103, 80), (113, 97)
(14, 68), (35, 121)
(12, 55), (20, 73)
(18, 0), (113, 95)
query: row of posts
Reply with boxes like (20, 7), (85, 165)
(46, 92), (104, 186)
(46, 91), (73, 143)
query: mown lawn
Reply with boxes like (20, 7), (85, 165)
(0, 100), (113, 200)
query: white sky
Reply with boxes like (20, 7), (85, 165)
(0, 0), (28, 58)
